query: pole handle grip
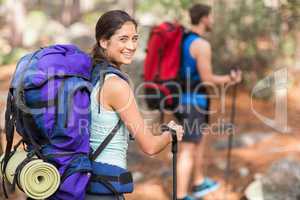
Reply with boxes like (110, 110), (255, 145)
(161, 124), (177, 141)
(161, 124), (178, 153)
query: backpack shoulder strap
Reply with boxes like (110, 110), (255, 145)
(90, 62), (130, 161)
(90, 120), (122, 161)
(94, 61), (129, 114)
(1, 89), (15, 198)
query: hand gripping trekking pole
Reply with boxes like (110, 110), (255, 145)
(161, 125), (177, 200)
(224, 79), (238, 199)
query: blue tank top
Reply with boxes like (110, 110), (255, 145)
(180, 33), (201, 82)
(179, 33), (208, 108)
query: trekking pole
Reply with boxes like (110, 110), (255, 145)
(224, 81), (238, 200)
(161, 125), (177, 200)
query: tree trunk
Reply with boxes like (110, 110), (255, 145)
(61, 0), (81, 26)
(295, 31), (300, 71)
(118, 0), (136, 17)
(6, 0), (25, 47)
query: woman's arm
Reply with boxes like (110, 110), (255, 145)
(103, 76), (183, 156)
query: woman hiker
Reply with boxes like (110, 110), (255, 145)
(87, 10), (184, 200)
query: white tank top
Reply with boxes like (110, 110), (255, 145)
(89, 74), (129, 169)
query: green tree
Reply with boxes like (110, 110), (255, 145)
(211, 0), (300, 87)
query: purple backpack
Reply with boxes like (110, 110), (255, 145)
(2, 45), (93, 199)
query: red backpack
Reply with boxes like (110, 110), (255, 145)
(143, 22), (184, 112)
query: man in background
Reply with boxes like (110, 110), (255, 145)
(177, 4), (242, 200)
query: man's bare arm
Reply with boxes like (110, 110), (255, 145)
(191, 39), (232, 85)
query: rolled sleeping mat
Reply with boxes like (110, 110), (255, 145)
(0, 151), (60, 199)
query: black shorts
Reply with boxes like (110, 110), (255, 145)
(178, 103), (209, 143)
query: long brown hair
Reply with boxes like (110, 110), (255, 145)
(91, 10), (137, 65)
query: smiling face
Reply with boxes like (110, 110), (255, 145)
(99, 21), (139, 66)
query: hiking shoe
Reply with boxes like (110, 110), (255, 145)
(192, 178), (220, 198)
